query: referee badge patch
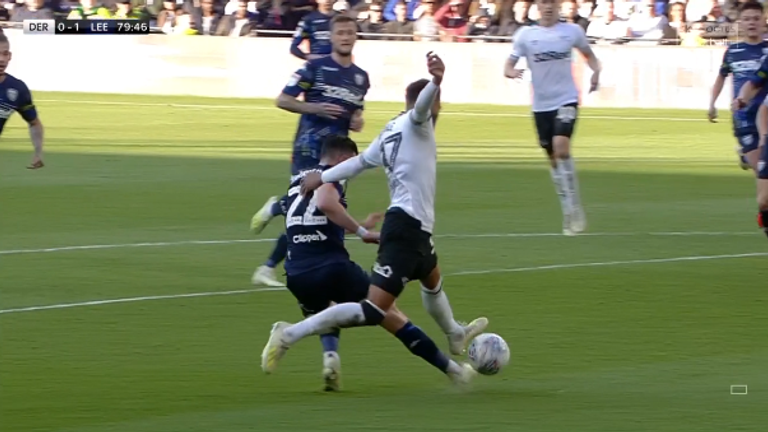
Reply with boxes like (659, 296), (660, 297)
(6, 88), (17, 102)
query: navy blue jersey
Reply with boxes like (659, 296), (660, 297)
(720, 41), (768, 135)
(284, 165), (350, 275)
(290, 10), (334, 59)
(282, 56), (369, 173)
(0, 74), (38, 135)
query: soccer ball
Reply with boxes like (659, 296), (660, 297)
(467, 333), (510, 375)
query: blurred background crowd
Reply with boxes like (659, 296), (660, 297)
(0, 0), (758, 44)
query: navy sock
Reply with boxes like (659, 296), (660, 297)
(320, 328), (340, 352)
(395, 321), (450, 373)
(270, 196), (287, 217)
(265, 234), (288, 268)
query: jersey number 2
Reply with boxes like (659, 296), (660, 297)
(380, 132), (403, 171)
(286, 188), (327, 228)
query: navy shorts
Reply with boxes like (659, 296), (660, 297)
(286, 261), (370, 317)
(736, 131), (760, 154)
(759, 144), (768, 180)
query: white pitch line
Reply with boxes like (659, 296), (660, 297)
(0, 231), (756, 256)
(37, 99), (705, 122)
(0, 250), (765, 315)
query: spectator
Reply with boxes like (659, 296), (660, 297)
(157, 0), (180, 31)
(384, 0), (413, 39)
(434, 0), (469, 41)
(384, 0), (417, 21)
(586, 0), (628, 42)
(171, 8), (199, 33)
(512, 0), (534, 27)
(578, 0), (595, 19)
(67, 0), (112, 18)
(217, 0), (254, 35)
(626, 0), (668, 43)
(413, 0), (439, 41)
(359, 2), (386, 38)
(680, 20), (706, 45)
(664, 1), (686, 39)
(475, 0), (496, 16)
(333, 0), (350, 14)
(10, 0), (54, 20)
(113, 0), (143, 18)
(196, 0), (222, 35)
(560, 0), (588, 30)
(704, 0), (730, 22)
(467, 9), (497, 40)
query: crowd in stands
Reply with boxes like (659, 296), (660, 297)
(0, 0), (757, 43)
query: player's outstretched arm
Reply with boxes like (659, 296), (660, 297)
(710, 74), (726, 122)
(412, 52), (443, 124)
(315, 184), (379, 243)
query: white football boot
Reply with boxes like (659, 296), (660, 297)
(448, 317), (489, 356)
(261, 321), (292, 374)
(570, 205), (587, 234)
(252, 265), (283, 287)
(251, 196), (278, 234)
(562, 212), (575, 236)
(449, 362), (478, 388)
(322, 352), (342, 392)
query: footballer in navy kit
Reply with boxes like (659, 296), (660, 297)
(290, 0), (335, 60)
(0, 33), (45, 169)
(281, 135), (381, 391)
(250, 15), (369, 288)
(709, 1), (768, 171)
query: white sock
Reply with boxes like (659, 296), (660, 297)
(284, 303), (365, 344)
(446, 359), (463, 375)
(557, 157), (581, 209)
(421, 279), (463, 336)
(549, 167), (570, 215)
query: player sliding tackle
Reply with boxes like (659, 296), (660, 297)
(709, 1), (767, 171)
(504, 0), (600, 236)
(0, 33), (44, 170)
(262, 53), (488, 386)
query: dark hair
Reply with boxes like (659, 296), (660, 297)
(322, 135), (359, 158)
(0, 33), (7, 45)
(740, 0), (763, 14)
(406, 78), (430, 105)
(331, 14), (357, 29)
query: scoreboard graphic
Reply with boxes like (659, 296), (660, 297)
(23, 19), (150, 35)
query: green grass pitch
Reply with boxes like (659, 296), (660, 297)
(1, 92), (766, 432)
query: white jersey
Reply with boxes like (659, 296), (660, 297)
(360, 110), (437, 233)
(510, 22), (589, 112)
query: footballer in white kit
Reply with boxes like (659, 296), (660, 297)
(261, 53), (488, 387)
(504, 0), (601, 235)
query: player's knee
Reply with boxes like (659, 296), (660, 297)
(758, 194), (768, 211)
(360, 299), (386, 326)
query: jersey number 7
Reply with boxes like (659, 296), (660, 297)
(380, 132), (403, 171)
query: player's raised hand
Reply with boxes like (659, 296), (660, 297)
(505, 69), (524, 80)
(426, 52), (445, 81)
(361, 212), (384, 230)
(311, 103), (346, 120)
(300, 171), (324, 196)
(27, 154), (44, 170)
(708, 106), (718, 123)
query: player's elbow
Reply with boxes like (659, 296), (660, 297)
(275, 94), (293, 110)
